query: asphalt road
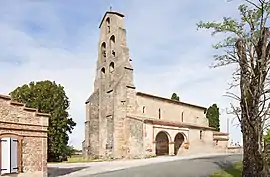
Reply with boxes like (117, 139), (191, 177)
(86, 154), (242, 177)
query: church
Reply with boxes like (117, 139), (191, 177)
(82, 10), (229, 159)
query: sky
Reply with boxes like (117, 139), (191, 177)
(0, 0), (245, 149)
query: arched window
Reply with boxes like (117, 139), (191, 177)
(101, 67), (106, 78)
(109, 62), (114, 72)
(200, 130), (203, 139)
(158, 108), (161, 119)
(101, 42), (106, 61)
(106, 17), (110, 33)
(143, 106), (145, 113)
(110, 35), (116, 57)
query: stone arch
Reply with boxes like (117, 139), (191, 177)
(109, 62), (114, 72)
(101, 42), (106, 61)
(155, 131), (171, 156)
(101, 67), (106, 78)
(106, 17), (110, 33)
(174, 133), (185, 155)
(110, 35), (116, 57)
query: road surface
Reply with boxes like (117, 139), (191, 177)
(48, 154), (242, 177)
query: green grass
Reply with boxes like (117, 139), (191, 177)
(63, 155), (104, 163)
(210, 162), (242, 177)
(48, 155), (104, 164)
(64, 154), (157, 163)
(48, 154), (157, 164)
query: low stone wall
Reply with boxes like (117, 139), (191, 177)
(227, 146), (243, 154)
(0, 94), (49, 177)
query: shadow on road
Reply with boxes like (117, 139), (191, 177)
(213, 161), (242, 177)
(48, 166), (88, 177)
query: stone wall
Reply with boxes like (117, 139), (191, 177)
(185, 128), (212, 153)
(213, 132), (229, 152)
(112, 83), (128, 159)
(0, 94), (49, 177)
(84, 90), (100, 158)
(136, 93), (208, 126)
(125, 117), (143, 158)
(227, 146), (243, 153)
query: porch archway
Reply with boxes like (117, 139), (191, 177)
(174, 133), (185, 155)
(155, 131), (170, 156)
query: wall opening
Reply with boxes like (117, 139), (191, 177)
(181, 112), (184, 122)
(109, 62), (114, 72)
(0, 136), (20, 175)
(158, 109), (161, 119)
(101, 42), (106, 61)
(174, 133), (185, 155)
(101, 67), (106, 78)
(200, 130), (203, 140)
(106, 17), (110, 33)
(142, 106), (145, 113)
(110, 35), (116, 57)
(155, 131), (169, 156)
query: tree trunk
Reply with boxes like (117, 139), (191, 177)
(237, 33), (270, 176)
(242, 115), (268, 177)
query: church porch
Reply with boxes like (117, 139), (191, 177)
(134, 116), (219, 157)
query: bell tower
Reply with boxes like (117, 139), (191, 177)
(83, 10), (138, 159)
(93, 10), (134, 92)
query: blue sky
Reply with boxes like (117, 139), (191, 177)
(0, 0), (244, 149)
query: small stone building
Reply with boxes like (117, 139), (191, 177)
(0, 94), (49, 177)
(82, 10), (229, 159)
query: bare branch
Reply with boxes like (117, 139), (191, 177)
(230, 103), (242, 123)
(244, 0), (261, 9)
(224, 92), (241, 101)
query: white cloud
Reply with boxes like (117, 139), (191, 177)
(0, 0), (245, 149)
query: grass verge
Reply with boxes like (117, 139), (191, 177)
(63, 156), (104, 163)
(48, 154), (157, 164)
(209, 161), (242, 177)
(48, 155), (104, 164)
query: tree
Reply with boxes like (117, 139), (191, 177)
(9, 80), (76, 162)
(197, 1), (270, 176)
(206, 104), (220, 131)
(64, 145), (77, 158)
(171, 93), (180, 101)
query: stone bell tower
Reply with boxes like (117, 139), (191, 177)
(83, 10), (138, 159)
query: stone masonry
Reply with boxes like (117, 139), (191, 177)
(0, 94), (49, 177)
(83, 10), (230, 159)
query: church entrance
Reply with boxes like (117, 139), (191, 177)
(155, 131), (169, 156)
(174, 133), (185, 155)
